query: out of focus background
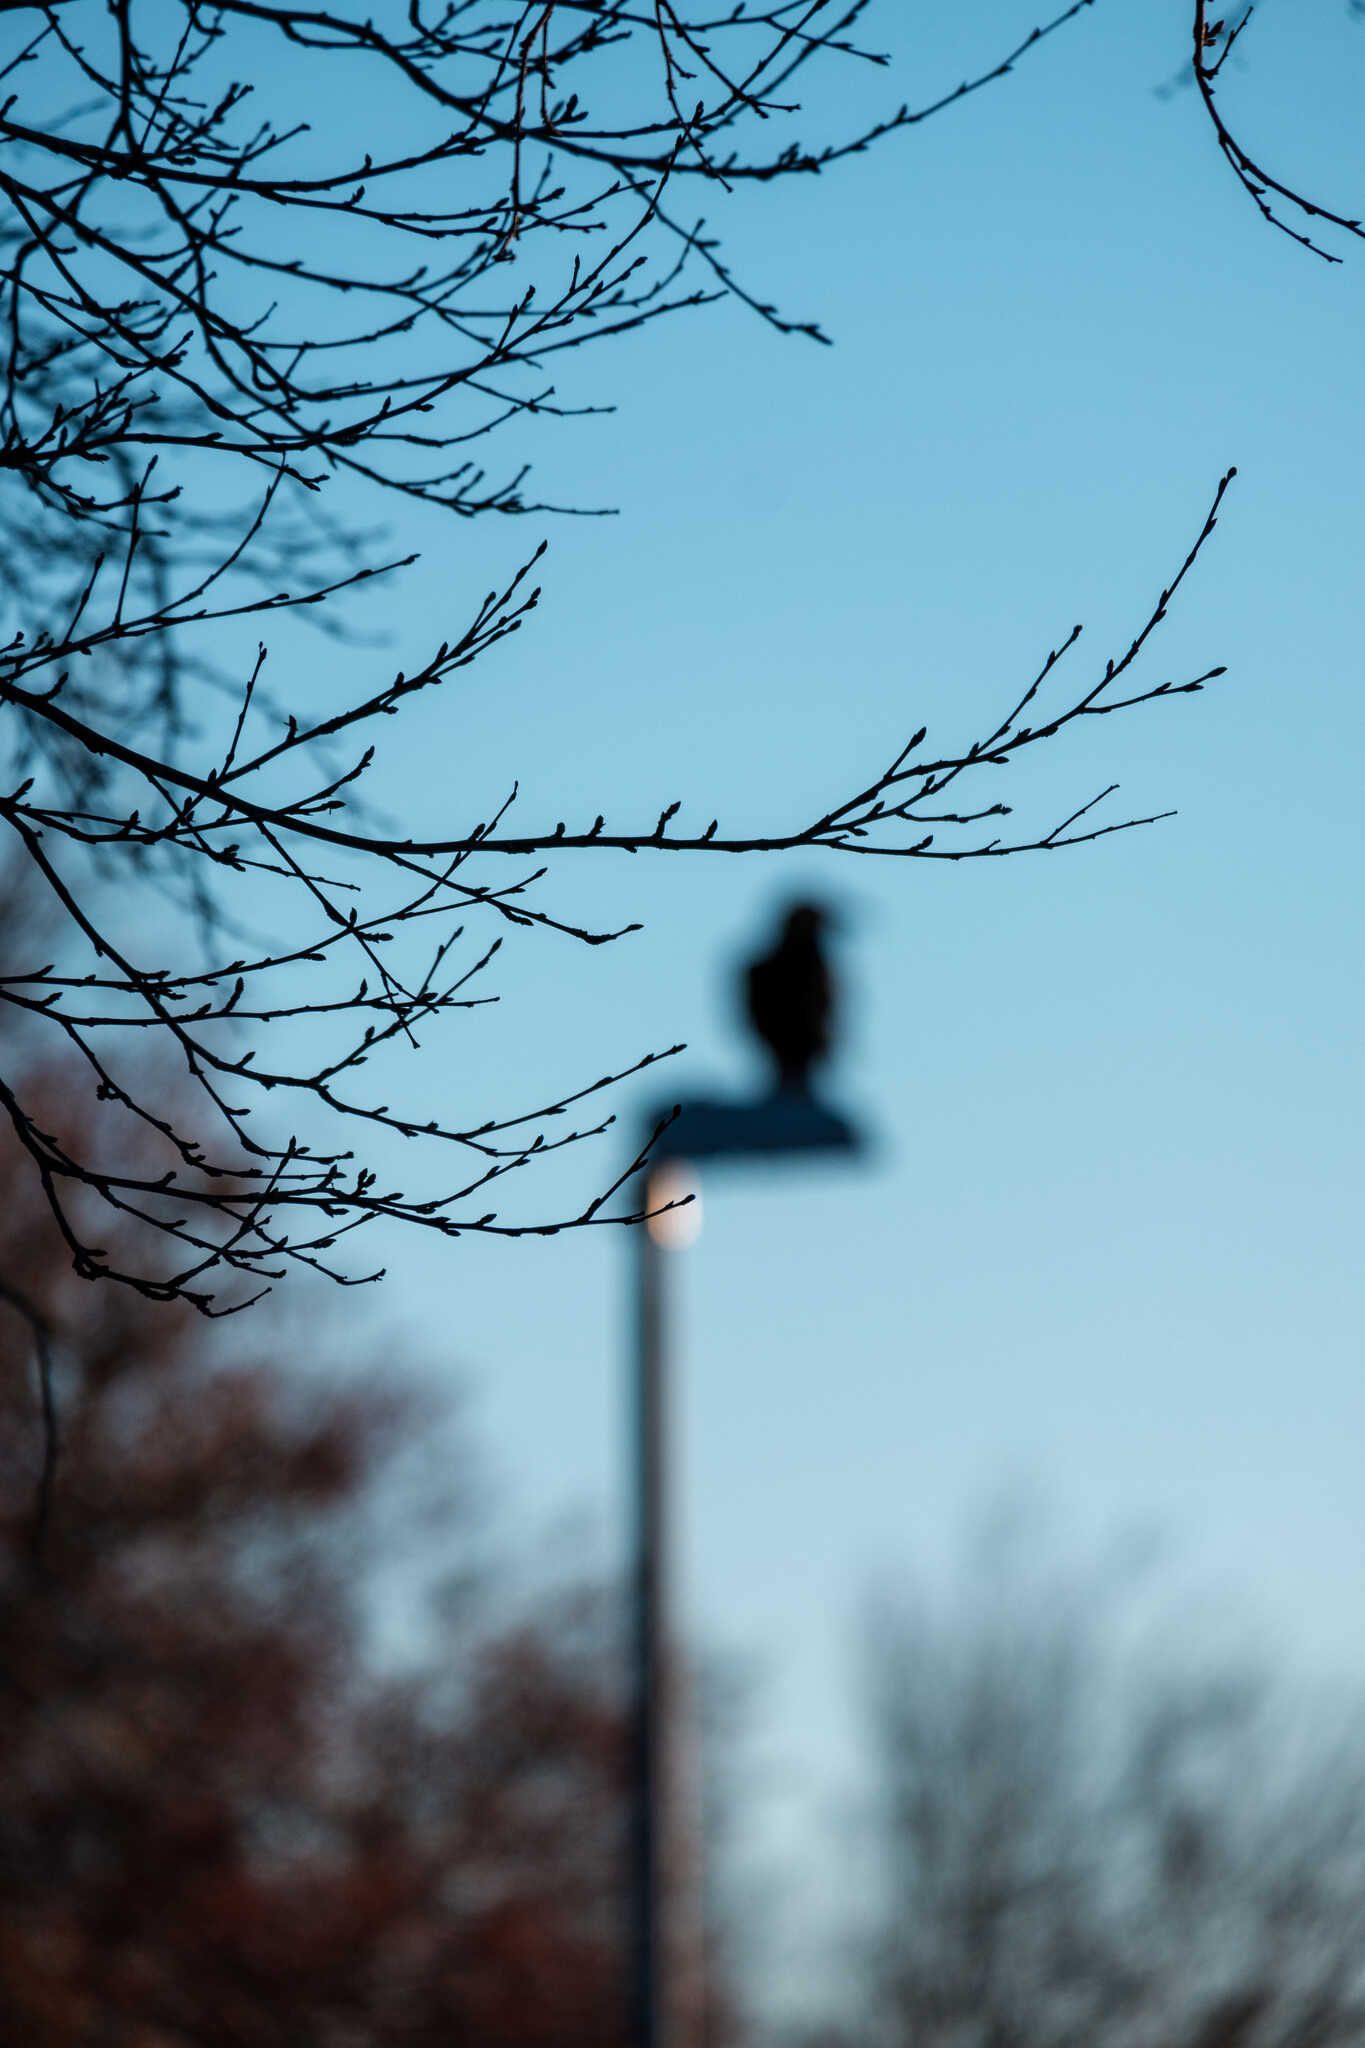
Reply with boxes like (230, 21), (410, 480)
(4, 1), (1365, 2041)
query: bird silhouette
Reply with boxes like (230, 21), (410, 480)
(743, 900), (836, 1097)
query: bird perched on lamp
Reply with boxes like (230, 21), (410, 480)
(742, 900), (836, 1098)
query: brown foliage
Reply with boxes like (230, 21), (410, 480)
(0, 1061), (632, 2048)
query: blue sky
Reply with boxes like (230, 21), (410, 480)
(248, 0), (1365, 1979)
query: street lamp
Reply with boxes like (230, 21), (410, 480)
(626, 900), (869, 2048)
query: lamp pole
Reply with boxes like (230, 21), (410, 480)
(625, 1091), (865, 2048)
(628, 1165), (671, 2048)
(625, 889), (866, 2048)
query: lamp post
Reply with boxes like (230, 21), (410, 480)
(626, 1088), (866, 2048)
(628, 1160), (681, 2048)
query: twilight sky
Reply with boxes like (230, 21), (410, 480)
(249, 0), (1365, 1985)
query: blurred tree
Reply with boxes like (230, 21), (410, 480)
(0, 0), (1234, 1317)
(817, 1533), (1365, 2048)
(0, 1043), (739, 2046)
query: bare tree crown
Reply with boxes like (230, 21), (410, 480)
(0, 0), (1240, 1356)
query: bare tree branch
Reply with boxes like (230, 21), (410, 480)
(0, 0), (1231, 1347)
(1191, 0), (1365, 261)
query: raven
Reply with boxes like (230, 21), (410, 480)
(743, 901), (835, 1096)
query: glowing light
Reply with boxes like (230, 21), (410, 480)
(645, 1161), (702, 1248)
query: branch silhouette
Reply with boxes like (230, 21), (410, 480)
(0, 0), (1230, 1392)
(1191, 0), (1365, 260)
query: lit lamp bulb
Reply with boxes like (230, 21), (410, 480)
(645, 1160), (702, 1249)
